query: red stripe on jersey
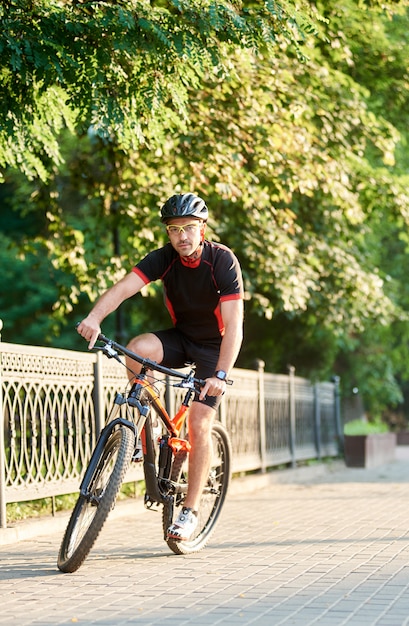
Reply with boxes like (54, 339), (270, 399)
(132, 266), (150, 284)
(214, 294), (242, 336)
(220, 293), (243, 303)
(214, 303), (225, 336)
(164, 291), (177, 325)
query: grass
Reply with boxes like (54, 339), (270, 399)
(344, 418), (389, 436)
(6, 481), (146, 524)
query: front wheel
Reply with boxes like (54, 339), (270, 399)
(57, 425), (134, 573)
(164, 421), (231, 555)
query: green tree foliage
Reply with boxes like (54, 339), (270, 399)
(2, 0), (409, 422)
(0, 231), (63, 346)
(0, 0), (323, 180)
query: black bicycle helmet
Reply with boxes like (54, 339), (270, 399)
(160, 193), (208, 223)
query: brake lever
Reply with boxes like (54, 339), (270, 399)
(174, 378), (197, 389)
(94, 344), (120, 360)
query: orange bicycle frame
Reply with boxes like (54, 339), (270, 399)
(133, 377), (192, 454)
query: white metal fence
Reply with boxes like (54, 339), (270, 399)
(0, 341), (342, 529)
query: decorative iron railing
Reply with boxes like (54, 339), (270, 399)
(0, 341), (342, 528)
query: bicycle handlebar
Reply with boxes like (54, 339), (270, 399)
(96, 332), (207, 388)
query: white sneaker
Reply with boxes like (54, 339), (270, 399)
(167, 507), (198, 541)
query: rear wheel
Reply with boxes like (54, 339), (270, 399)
(164, 421), (231, 555)
(57, 426), (134, 573)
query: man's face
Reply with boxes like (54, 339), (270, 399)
(165, 217), (205, 257)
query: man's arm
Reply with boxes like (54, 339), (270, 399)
(215, 298), (244, 375)
(199, 298), (244, 400)
(77, 271), (146, 349)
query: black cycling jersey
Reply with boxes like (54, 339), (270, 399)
(133, 240), (243, 344)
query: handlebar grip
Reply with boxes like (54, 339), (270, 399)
(97, 332), (110, 344)
(75, 324), (109, 348)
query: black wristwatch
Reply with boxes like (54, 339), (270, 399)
(214, 370), (228, 381)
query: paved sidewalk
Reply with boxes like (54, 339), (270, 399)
(1, 450), (409, 626)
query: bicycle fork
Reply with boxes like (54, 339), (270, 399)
(79, 392), (145, 499)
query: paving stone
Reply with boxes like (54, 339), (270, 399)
(2, 451), (409, 624)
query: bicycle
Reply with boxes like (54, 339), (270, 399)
(57, 332), (232, 573)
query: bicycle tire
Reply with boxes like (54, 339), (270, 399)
(57, 425), (134, 573)
(164, 421), (231, 555)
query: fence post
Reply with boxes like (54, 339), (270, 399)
(0, 319), (7, 528)
(332, 376), (343, 454)
(218, 389), (227, 429)
(288, 365), (296, 467)
(256, 359), (266, 473)
(94, 350), (105, 434)
(314, 383), (321, 460)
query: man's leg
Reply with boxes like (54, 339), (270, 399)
(125, 333), (164, 381)
(183, 402), (216, 511)
(167, 401), (216, 540)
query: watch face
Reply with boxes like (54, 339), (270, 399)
(216, 370), (227, 380)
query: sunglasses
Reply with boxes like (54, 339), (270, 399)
(166, 221), (203, 236)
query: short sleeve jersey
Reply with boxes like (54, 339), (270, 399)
(133, 240), (244, 344)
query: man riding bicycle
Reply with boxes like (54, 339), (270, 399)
(77, 192), (244, 541)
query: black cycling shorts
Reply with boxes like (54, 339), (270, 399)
(153, 328), (222, 410)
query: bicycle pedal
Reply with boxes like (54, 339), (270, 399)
(144, 495), (160, 511)
(132, 448), (143, 462)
